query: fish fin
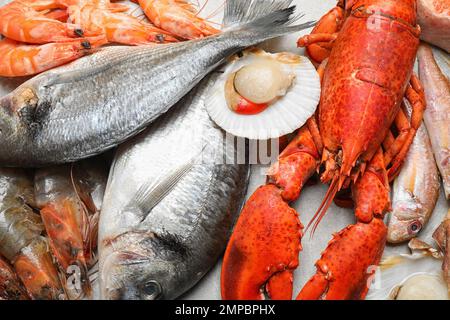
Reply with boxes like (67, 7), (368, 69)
(129, 147), (205, 220)
(222, 0), (315, 39)
(223, 0), (292, 27)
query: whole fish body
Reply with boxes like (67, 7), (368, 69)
(387, 106), (440, 244)
(0, 0), (313, 167)
(418, 44), (450, 199)
(98, 72), (250, 300)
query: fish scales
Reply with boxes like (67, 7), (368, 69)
(0, 0), (313, 167)
(99, 73), (250, 300)
(387, 105), (440, 243)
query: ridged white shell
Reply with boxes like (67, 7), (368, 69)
(394, 274), (448, 300)
(366, 253), (449, 300)
(205, 49), (321, 140)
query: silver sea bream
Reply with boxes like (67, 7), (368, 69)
(98, 72), (250, 300)
(0, 0), (313, 167)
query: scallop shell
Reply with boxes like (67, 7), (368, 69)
(205, 49), (321, 140)
(366, 252), (448, 300)
(392, 273), (448, 300)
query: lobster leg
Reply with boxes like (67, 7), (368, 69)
(221, 126), (320, 300)
(305, 60), (327, 154)
(297, 5), (345, 64)
(383, 74), (426, 180)
(297, 149), (389, 300)
(297, 33), (338, 48)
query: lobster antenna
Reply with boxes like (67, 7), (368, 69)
(306, 175), (339, 237)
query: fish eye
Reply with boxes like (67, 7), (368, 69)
(407, 220), (422, 235)
(140, 280), (162, 300)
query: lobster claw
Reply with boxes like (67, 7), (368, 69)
(297, 150), (390, 300)
(221, 185), (302, 300)
(297, 218), (387, 300)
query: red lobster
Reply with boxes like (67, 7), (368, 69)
(221, 0), (426, 300)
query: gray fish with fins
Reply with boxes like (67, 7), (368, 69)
(0, 0), (313, 167)
(98, 70), (250, 299)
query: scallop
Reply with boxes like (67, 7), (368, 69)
(234, 59), (293, 104)
(205, 48), (321, 140)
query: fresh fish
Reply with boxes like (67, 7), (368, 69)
(0, 254), (29, 300)
(418, 44), (450, 199)
(0, 168), (64, 300)
(417, 0), (450, 53)
(98, 70), (250, 300)
(387, 104), (440, 244)
(0, 0), (314, 167)
(34, 157), (109, 299)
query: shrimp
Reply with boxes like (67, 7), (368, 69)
(0, 0), (87, 44)
(70, 157), (110, 255)
(0, 36), (107, 77)
(67, 2), (178, 45)
(0, 168), (64, 300)
(0, 255), (29, 300)
(59, 0), (130, 12)
(34, 159), (108, 299)
(44, 8), (70, 22)
(138, 0), (220, 40)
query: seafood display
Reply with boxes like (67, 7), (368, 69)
(387, 104), (440, 244)
(0, 168), (64, 300)
(98, 73), (249, 299)
(0, 160), (107, 300)
(206, 48), (321, 139)
(0, 0), (223, 77)
(418, 44), (450, 199)
(0, 0), (313, 167)
(67, 1), (179, 45)
(0, 0), (108, 77)
(0, 0), (449, 302)
(222, 0), (428, 300)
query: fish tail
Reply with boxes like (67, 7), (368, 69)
(222, 0), (315, 43)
